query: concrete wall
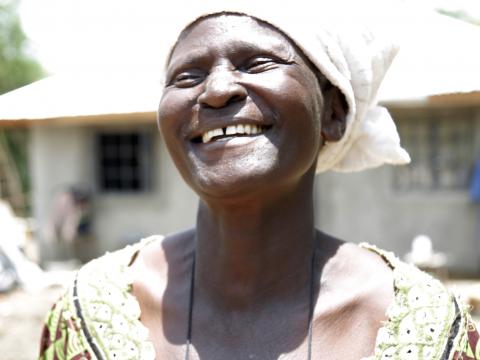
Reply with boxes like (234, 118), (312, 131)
(30, 123), (197, 263)
(314, 168), (478, 274)
(314, 107), (480, 274)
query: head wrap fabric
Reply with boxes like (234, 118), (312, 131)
(159, 0), (411, 173)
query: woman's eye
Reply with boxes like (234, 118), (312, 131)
(170, 71), (203, 88)
(244, 57), (278, 73)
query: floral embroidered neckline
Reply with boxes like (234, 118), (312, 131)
(74, 238), (468, 360)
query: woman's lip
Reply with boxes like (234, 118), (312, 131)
(200, 135), (261, 148)
(189, 130), (273, 152)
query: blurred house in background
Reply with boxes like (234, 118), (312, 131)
(0, 11), (478, 274)
(315, 13), (480, 275)
(0, 70), (198, 263)
(315, 92), (480, 275)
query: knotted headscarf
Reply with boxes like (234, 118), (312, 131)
(158, 0), (410, 172)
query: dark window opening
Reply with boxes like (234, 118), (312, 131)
(97, 132), (150, 192)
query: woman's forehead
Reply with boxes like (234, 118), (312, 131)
(169, 14), (296, 64)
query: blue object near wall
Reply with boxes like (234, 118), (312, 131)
(470, 159), (480, 202)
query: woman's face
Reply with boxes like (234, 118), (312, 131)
(158, 14), (325, 199)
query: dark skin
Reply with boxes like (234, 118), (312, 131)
(131, 14), (394, 359)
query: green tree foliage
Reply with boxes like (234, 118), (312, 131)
(0, 0), (44, 214)
(437, 9), (480, 27)
(0, 0), (43, 94)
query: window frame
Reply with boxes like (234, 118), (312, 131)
(390, 107), (477, 194)
(95, 130), (152, 194)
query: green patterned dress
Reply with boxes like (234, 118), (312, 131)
(38, 237), (479, 360)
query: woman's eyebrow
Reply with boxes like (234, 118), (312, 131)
(228, 39), (293, 58)
(167, 49), (211, 75)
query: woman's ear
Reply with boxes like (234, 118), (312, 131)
(320, 86), (348, 142)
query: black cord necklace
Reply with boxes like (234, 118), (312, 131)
(184, 250), (317, 360)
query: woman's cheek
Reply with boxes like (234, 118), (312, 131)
(158, 91), (180, 123)
(158, 94), (188, 136)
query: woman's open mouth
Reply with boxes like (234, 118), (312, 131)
(191, 124), (272, 144)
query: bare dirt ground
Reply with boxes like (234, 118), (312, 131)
(0, 272), (71, 360)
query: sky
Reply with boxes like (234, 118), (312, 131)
(18, 0), (170, 74)
(17, 0), (480, 75)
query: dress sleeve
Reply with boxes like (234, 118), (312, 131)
(454, 315), (480, 360)
(38, 238), (159, 360)
(38, 289), (94, 360)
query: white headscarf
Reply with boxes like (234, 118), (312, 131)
(159, 0), (411, 173)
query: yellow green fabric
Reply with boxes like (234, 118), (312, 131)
(38, 238), (479, 360)
(360, 243), (478, 360)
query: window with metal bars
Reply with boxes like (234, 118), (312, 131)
(97, 132), (150, 192)
(392, 111), (475, 192)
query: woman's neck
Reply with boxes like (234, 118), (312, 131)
(194, 175), (317, 311)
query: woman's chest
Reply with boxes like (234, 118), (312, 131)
(146, 324), (378, 360)
(139, 295), (380, 360)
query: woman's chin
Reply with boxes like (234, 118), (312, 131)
(191, 163), (282, 201)
(174, 135), (317, 201)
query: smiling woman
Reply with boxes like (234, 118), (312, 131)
(38, 2), (479, 360)
(159, 15), (331, 198)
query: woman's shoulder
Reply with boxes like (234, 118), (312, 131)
(39, 235), (165, 360)
(323, 240), (395, 317)
(77, 234), (164, 280)
(359, 243), (478, 360)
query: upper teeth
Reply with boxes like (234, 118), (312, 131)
(202, 124), (264, 143)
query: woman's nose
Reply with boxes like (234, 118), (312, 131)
(198, 70), (247, 109)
